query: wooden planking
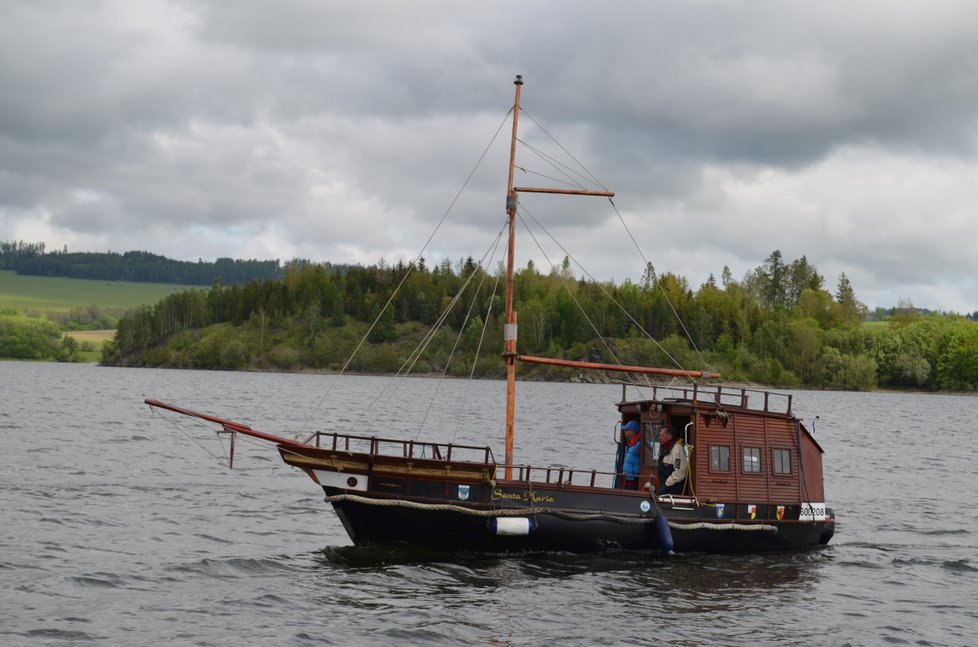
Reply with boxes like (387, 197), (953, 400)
(692, 421), (737, 501)
(799, 433), (825, 501)
(692, 411), (808, 504)
(766, 417), (801, 503)
(767, 438), (801, 503)
(732, 414), (768, 501)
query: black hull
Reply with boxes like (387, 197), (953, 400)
(325, 488), (835, 554)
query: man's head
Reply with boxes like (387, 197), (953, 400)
(658, 425), (677, 444)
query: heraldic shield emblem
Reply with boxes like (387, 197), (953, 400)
(457, 485), (470, 501)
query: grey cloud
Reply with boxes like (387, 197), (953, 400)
(3, 0), (978, 311)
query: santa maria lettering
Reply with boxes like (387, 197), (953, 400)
(491, 488), (555, 504)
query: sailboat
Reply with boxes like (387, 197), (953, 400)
(146, 76), (835, 554)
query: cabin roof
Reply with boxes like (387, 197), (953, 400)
(615, 382), (825, 453)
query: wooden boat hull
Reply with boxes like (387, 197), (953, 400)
(277, 414), (835, 554)
(144, 390), (836, 555)
(320, 485), (835, 554)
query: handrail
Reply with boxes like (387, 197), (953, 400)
(305, 431), (628, 488)
(309, 431), (497, 466)
(513, 464), (625, 489)
(307, 430), (628, 487)
(619, 383), (795, 416)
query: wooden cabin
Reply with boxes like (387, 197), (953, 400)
(617, 383), (825, 508)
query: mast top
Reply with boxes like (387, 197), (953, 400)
(514, 74), (523, 86)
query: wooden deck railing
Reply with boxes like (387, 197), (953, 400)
(304, 431), (497, 466)
(620, 383), (794, 415)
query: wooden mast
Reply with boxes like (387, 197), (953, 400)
(501, 76), (617, 479)
(503, 74), (523, 480)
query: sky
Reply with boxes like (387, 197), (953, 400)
(3, 1), (978, 313)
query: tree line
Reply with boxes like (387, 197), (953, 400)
(100, 251), (978, 391)
(0, 240), (282, 285)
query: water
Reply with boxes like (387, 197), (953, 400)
(2, 362), (976, 645)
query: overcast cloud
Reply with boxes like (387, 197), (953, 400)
(3, 0), (978, 312)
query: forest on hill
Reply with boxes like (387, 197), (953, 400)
(100, 250), (978, 391)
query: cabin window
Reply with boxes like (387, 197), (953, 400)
(773, 448), (792, 474)
(709, 445), (730, 472)
(742, 447), (762, 473)
(648, 422), (662, 459)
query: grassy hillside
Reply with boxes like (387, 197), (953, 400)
(0, 271), (193, 363)
(0, 270), (189, 313)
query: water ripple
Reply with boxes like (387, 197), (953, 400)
(2, 364), (977, 646)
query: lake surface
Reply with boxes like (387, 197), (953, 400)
(2, 362), (976, 645)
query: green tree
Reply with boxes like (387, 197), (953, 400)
(890, 298), (918, 328)
(641, 262), (656, 290)
(835, 272), (865, 326)
(368, 304), (397, 343)
(787, 255), (822, 310)
(0, 315), (61, 359)
(761, 250), (788, 312)
(55, 335), (80, 362)
(721, 265), (734, 288)
(783, 318), (823, 384)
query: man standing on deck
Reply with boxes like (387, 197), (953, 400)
(657, 425), (688, 495)
(621, 420), (642, 490)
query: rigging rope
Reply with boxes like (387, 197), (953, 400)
(296, 108), (514, 435)
(520, 109), (611, 191)
(515, 139), (591, 189)
(452, 266), (502, 445)
(514, 165), (584, 190)
(607, 198), (711, 372)
(516, 205), (679, 392)
(516, 208), (627, 370)
(519, 106), (712, 379)
(149, 405), (229, 468)
(148, 406), (285, 472)
(349, 221), (507, 438)
(415, 227), (506, 441)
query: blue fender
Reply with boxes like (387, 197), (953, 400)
(654, 511), (675, 555)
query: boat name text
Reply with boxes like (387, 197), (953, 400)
(491, 488), (555, 504)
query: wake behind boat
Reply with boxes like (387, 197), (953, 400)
(146, 76), (834, 554)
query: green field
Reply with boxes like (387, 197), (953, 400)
(63, 329), (116, 362)
(0, 270), (191, 314)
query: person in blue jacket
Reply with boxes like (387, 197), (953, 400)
(621, 419), (642, 490)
